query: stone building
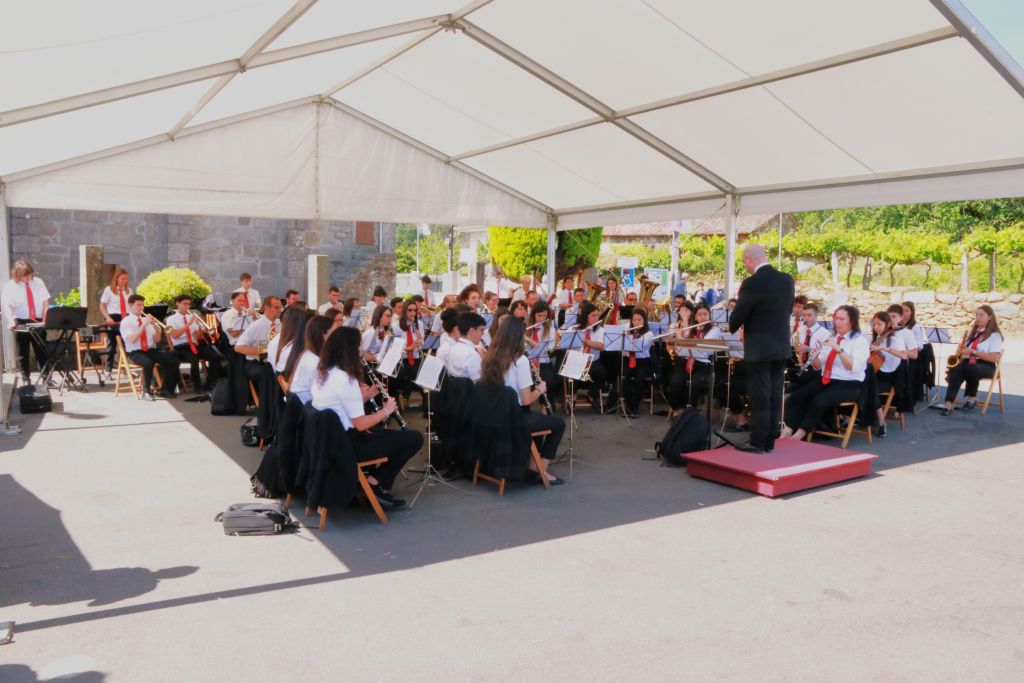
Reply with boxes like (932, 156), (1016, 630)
(7, 207), (397, 304)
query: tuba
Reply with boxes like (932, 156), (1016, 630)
(636, 277), (658, 308)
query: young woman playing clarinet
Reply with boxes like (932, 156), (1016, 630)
(781, 305), (869, 441)
(870, 311), (908, 436)
(526, 301), (559, 407)
(621, 309), (654, 418)
(396, 298), (427, 415)
(941, 305), (1002, 416)
(668, 303), (722, 416)
(481, 317), (565, 485)
(577, 302), (609, 413)
(99, 267), (132, 376)
(268, 307), (312, 374)
(311, 327), (424, 510)
(360, 305), (392, 363)
(285, 315), (332, 404)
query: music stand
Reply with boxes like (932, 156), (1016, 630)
(143, 304), (169, 321)
(557, 349), (594, 481)
(408, 354), (466, 507)
(921, 326), (953, 412)
(40, 306), (89, 393)
(344, 311), (363, 328)
(602, 326), (633, 424)
(421, 334), (441, 353)
(560, 313), (578, 330)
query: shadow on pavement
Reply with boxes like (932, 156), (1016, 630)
(0, 665), (104, 683)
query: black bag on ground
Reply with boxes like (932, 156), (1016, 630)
(240, 417), (259, 447)
(209, 379), (234, 416)
(18, 384), (52, 414)
(655, 409), (708, 467)
(215, 502), (294, 535)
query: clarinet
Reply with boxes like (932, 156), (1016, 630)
(524, 335), (554, 415)
(360, 358), (407, 430)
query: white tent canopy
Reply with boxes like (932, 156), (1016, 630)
(3, 0), (1024, 295)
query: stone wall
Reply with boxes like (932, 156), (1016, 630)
(8, 208), (397, 304)
(800, 287), (1024, 335)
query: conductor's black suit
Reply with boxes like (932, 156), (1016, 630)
(728, 263), (795, 452)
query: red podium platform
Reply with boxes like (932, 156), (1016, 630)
(685, 440), (877, 497)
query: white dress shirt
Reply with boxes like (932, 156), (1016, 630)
(556, 288), (572, 308)
(220, 308), (250, 346)
(820, 331), (870, 382)
(311, 367), (364, 430)
(692, 325), (723, 364)
(236, 316), (276, 361)
(626, 331), (654, 360)
(289, 350), (320, 403)
(505, 356), (534, 406)
(875, 332), (906, 373)
(165, 311), (203, 349)
(583, 325), (604, 361)
(396, 320), (425, 360)
(436, 333), (457, 367)
(526, 324), (556, 364)
(232, 287), (261, 309)
(119, 314), (157, 353)
(968, 330), (1003, 356)
(268, 341), (292, 373)
(908, 323), (925, 350)
(2, 277), (50, 320)
(448, 338), (482, 381)
(799, 323), (832, 364)
(317, 301), (342, 315)
(99, 286), (132, 317)
(361, 327), (388, 356)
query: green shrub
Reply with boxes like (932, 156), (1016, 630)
(53, 287), (81, 307)
(136, 267), (211, 306)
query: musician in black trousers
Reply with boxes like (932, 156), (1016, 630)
(728, 244), (795, 454)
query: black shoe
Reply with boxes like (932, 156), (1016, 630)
(959, 401), (977, 412)
(20, 374), (31, 384)
(940, 407), (952, 416)
(547, 476), (565, 486)
(158, 389), (176, 399)
(734, 442), (765, 454)
(369, 484), (406, 510)
(588, 396), (602, 413)
(876, 424), (887, 438)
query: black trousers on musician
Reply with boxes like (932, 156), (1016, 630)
(398, 357), (427, 409)
(522, 411), (565, 462)
(746, 359), (786, 451)
(13, 319), (48, 380)
(174, 343), (225, 389)
(245, 360), (277, 437)
(104, 314), (123, 371)
(228, 348), (250, 414)
(129, 349), (180, 394)
(669, 361), (711, 410)
(622, 358), (651, 413)
(784, 378), (862, 434)
(945, 360), (995, 403)
(583, 355), (608, 404)
(537, 361), (558, 402)
(349, 427), (424, 489)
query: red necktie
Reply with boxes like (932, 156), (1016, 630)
(968, 333), (982, 365)
(609, 304), (618, 325)
(24, 282), (37, 321)
(118, 288), (127, 316)
(242, 292), (249, 308)
(406, 327), (414, 364)
(532, 329), (540, 368)
(184, 317), (198, 355)
(793, 318), (799, 334)
(585, 329), (591, 355)
(628, 335), (636, 369)
(821, 335), (844, 384)
(685, 328), (702, 375)
(138, 317), (149, 352)
(802, 329), (812, 363)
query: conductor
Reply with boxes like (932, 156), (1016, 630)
(728, 244), (795, 453)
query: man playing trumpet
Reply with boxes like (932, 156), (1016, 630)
(120, 294), (180, 401)
(166, 294), (225, 391)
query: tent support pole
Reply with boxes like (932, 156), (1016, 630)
(0, 184), (13, 372)
(546, 216), (557, 296)
(724, 194), (738, 300)
(670, 227), (680, 293)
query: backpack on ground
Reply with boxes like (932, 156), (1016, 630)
(240, 417), (259, 447)
(215, 502), (295, 536)
(209, 379), (234, 416)
(654, 409), (709, 467)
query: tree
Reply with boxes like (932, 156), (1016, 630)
(487, 226), (603, 279)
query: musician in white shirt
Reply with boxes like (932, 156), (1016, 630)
(235, 296), (283, 362)
(99, 267), (132, 375)
(782, 305), (870, 441)
(286, 315), (332, 404)
(395, 299), (427, 413)
(429, 294), (456, 335)
(166, 294), (224, 390)
(789, 303), (834, 386)
(869, 311), (909, 436)
(620, 310), (654, 418)
(577, 302), (609, 413)
(447, 313), (486, 381)
(360, 305), (393, 362)
(420, 275), (435, 308)
(942, 305), (1003, 416)
(235, 295), (283, 434)
(220, 292), (254, 347)
(2, 260), (50, 382)
(525, 302), (559, 403)
(481, 316), (565, 485)
(311, 327), (423, 509)
(317, 287), (343, 315)
(434, 308), (461, 369)
(887, 304), (919, 360)
(232, 272), (261, 310)
(119, 294), (180, 400)
(482, 291), (499, 314)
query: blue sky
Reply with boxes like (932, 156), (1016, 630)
(964, 0), (1024, 66)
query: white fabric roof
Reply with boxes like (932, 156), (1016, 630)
(2, 0), (1024, 230)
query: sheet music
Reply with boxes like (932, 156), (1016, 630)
(559, 350), (590, 380)
(527, 339), (551, 359)
(376, 335), (404, 378)
(414, 354), (445, 391)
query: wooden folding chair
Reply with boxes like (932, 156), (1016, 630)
(563, 379), (606, 414)
(113, 337), (162, 399)
(879, 387), (905, 430)
(75, 331), (107, 386)
(249, 380), (260, 407)
(307, 456), (390, 529)
(808, 401), (871, 449)
(473, 430), (552, 495)
(980, 361), (1004, 415)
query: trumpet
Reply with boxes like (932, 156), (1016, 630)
(241, 307), (261, 320)
(360, 359), (407, 430)
(145, 314), (173, 335)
